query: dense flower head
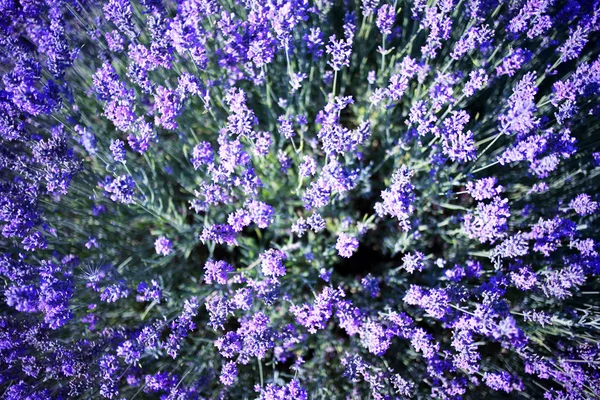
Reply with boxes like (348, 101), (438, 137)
(260, 249), (287, 277)
(463, 68), (489, 97)
(204, 259), (234, 284)
(376, 5), (395, 35)
(190, 141), (214, 169)
(442, 110), (476, 163)
(336, 233), (359, 258)
(466, 177), (503, 201)
(569, 193), (598, 216)
(110, 139), (126, 163)
(255, 379), (308, 400)
(104, 175), (136, 204)
(401, 251), (425, 274)
(220, 361), (237, 386)
(361, 274), (380, 298)
(154, 236), (173, 256)
(464, 196), (511, 244)
(499, 72), (539, 137)
(326, 34), (352, 71)
(374, 166), (415, 231)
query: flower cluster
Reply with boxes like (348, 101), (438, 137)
(1, 0), (599, 399)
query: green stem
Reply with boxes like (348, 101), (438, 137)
(332, 70), (339, 98)
(381, 35), (387, 73)
(258, 358), (264, 388)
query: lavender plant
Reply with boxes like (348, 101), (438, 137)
(1, 0), (600, 398)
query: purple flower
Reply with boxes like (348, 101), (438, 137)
(104, 175), (136, 204)
(247, 200), (274, 229)
(410, 327), (439, 359)
(359, 319), (391, 355)
(391, 374), (414, 397)
(361, 0), (380, 17)
(483, 371), (518, 393)
(255, 380), (308, 400)
(442, 110), (476, 163)
(136, 280), (162, 303)
(144, 372), (177, 393)
(374, 165), (415, 231)
(523, 310), (552, 327)
(341, 354), (368, 382)
(100, 281), (130, 303)
(290, 72), (307, 92)
(117, 340), (142, 364)
(361, 274), (380, 298)
(278, 150), (292, 172)
(200, 224), (238, 246)
(103, 0), (137, 38)
(376, 5), (395, 35)
(260, 249), (287, 277)
(451, 330), (480, 374)
(220, 361), (237, 386)
(252, 131), (272, 156)
(5, 285), (39, 313)
(401, 251), (425, 273)
(316, 97), (370, 156)
(496, 48), (532, 77)
(463, 69), (489, 97)
(292, 218), (309, 236)
(499, 72), (539, 136)
(463, 196), (510, 244)
(336, 300), (363, 336)
(492, 233), (529, 260)
(231, 288), (253, 311)
(206, 293), (231, 330)
(237, 311), (275, 360)
(165, 297), (200, 357)
(326, 35), (352, 71)
(404, 286), (449, 319)
(305, 27), (324, 60)
(105, 30), (124, 52)
(154, 86), (183, 130)
(508, 0), (552, 38)
(215, 331), (242, 358)
(299, 155), (317, 177)
(319, 268), (332, 282)
(525, 217), (576, 256)
(228, 209), (252, 232)
(127, 119), (156, 153)
(307, 213), (326, 232)
(204, 260), (234, 284)
(420, 2), (453, 58)
(278, 115), (295, 139)
(110, 139), (126, 163)
(368, 70), (377, 84)
(570, 238), (597, 257)
(336, 233), (359, 258)
(451, 25), (493, 60)
(569, 194), (598, 216)
(76, 125), (97, 155)
(541, 264), (585, 299)
(559, 25), (588, 62)
(154, 236), (173, 256)
(225, 88), (256, 137)
(291, 286), (345, 334)
(191, 142), (214, 169)
(466, 177), (503, 201)
(22, 231), (47, 251)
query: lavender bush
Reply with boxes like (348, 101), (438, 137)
(1, 0), (600, 398)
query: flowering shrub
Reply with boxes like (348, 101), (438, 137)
(1, 0), (600, 398)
